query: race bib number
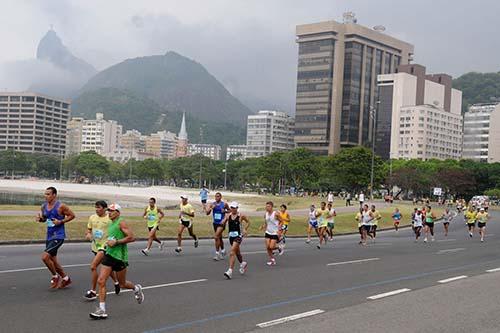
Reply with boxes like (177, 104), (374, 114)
(228, 231), (239, 237)
(93, 229), (104, 239)
(148, 214), (156, 221)
(46, 218), (55, 227)
(214, 213), (222, 220)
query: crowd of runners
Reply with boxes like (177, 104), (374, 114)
(35, 186), (492, 320)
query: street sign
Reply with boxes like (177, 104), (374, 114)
(433, 187), (442, 196)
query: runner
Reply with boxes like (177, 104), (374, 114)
(36, 186), (75, 289)
(326, 202), (336, 242)
(279, 204), (291, 246)
(442, 208), (453, 237)
(327, 191), (334, 204)
(423, 205), (436, 243)
(411, 207), (418, 234)
(316, 201), (329, 249)
(464, 205), (477, 238)
(392, 207), (402, 232)
(141, 198), (165, 256)
(222, 202), (250, 279)
(476, 207), (489, 242)
(360, 204), (374, 246)
(204, 192), (229, 260)
(306, 205), (319, 244)
(84, 200), (119, 301)
(369, 205), (382, 241)
(200, 186), (209, 209)
(355, 207), (363, 244)
(413, 209), (424, 242)
(359, 191), (365, 208)
(260, 201), (283, 266)
(89, 203), (144, 319)
(175, 195), (198, 254)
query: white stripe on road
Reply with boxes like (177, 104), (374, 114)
(438, 275), (468, 283)
(105, 279), (207, 295)
(327, 258), (380, 266)
(486, 268), (500, 273)
(367, 288), (411, 300)
(0, 263), (88, 274)
(256, 309), (325, 328)
(244, 249), (296, 255)
(437, 248), (465, 254)
(437, 239), (456, 242)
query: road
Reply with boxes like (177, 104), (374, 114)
(1, 210), (500, 332)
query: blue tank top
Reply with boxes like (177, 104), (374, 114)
(42, 201), (66, 240)
(212, 201), (226, 224)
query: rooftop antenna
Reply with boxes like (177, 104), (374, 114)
(373, 25), (386, 32)
(343, 12), (357, 24)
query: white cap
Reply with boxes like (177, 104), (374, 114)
(229, 201), (239, 209)
(480, 207), (485, 211)
(108, 203), (121, 212)
(180, 194), (188, 200)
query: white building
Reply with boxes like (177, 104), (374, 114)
(226, 145), (247, 160)
(376, 64), (463, 160)
(65, 117), (83, 156)
(188, 143), (222, 160)
(81, 113), (122, 155)
(145, 131), (178, 159)
(0, 92), (70, 156)
(463, 103), (500, 163)
(246, 110), (295, 158)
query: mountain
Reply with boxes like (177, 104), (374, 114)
(453, 72), (500, 111)
(78, 51), (252, 125)
(72, 88), (247, 146)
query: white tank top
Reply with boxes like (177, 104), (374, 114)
(309, 210), (317, 222)
(414, 213), (423, 227)
(265, 211), (280, 235)
(362, 210), (372, 225)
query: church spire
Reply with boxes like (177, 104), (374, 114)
(178, 112), (188, 141)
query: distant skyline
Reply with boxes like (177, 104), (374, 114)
(1, 0), (499, 112)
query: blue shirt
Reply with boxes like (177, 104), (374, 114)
(212, 201), (226, 224)
(200, 189), (209, 200)
(42, 201), (66, 241)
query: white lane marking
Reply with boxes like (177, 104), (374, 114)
(437, 239), (456, 242)
(105, 279), (207, 295)
(486, 268), (500, 273)
(367, 288), (411, 300)
(244, 249), (296, 255)
(437, 248), (465, 254)
(438, 275), (468, 283)
(256, 309), (325, 328)
(327, 258), (380, 266)
(371, 243), (392, 246)
(0, 263), (88, 274)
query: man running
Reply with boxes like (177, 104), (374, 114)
(413, 209), (424, 242)
(200, 186), (209, 209)
(316, 201), (329, 249)
(465, 205), (477, 238)
(223, 202), (250, 279)
(442, 208), (453, 237)
(392, 208), (402, 232)
(89, 203), (144, 319)
(355, 208), (363, 244)
(205, 192), (229, 260)
(36, 186), (75, 289)
(84, 200), (119, 300)
(476, 207), (489, 242)
(369, 205), (382, 241)
(306, 204), (319, 244)
(260, 201), (283, 266)
(326, 202), (336, 242)
(141, 198), (165, 256)
(175, 195), (198, 254)
(424, 206), (436, 243)
(279, 204), (291, 246)
(359, 191), (365, 208)
(360, 204), (374, 246)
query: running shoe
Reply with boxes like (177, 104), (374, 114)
(424, 237), (428, 243)
(159, 242), (165, 251)
(431, 237), (435, 242)
(174, 247), (182, 254)
(278, 243), (284, 256)
(316, 244), (321, 249)
(141, 249), (150, 256)
(469, 232), (473, 238)
(194, 239), (199, 248)
(266, 258), (276, 266)
(239, 261), (248, 275)
(89, 307), (108, 320)
(50, 276), (60, 289)
(114, 282), (120, 295)
(58, 277), (72, 289)
(213, 252), (220, 261)
(481, 238), (484, 242)
(83, 290), (97, 301)
(220, 249), (226, 258)
(305, 239), (311, 244)
(224, 269), (233, 280)
(134, 284), (144, 304)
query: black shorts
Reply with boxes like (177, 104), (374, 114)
(180, 220), (192, 228)
(229, 236), (242, 246)
(265, 233), (279, 241)
(425, 222), (434, 228)
(92, 249), (106, 256)
(371, 225), (378, 231)
(148, 226), (159, 232)
(101, 254), (127, 272)
(478, 222), (486, 228)
(443, 222), (450, 226)
(45, 239), (64, 257)
(201, 199), (207, 204)
(213, 223), (225, 232)
(363, 225), (372, 232)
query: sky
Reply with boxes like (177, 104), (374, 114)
(1, 0), (499, 112)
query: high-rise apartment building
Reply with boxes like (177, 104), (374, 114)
(0, 92), (70, 156)
(80, 113), (122, 155)
(246, 110), (295, 158)
(188, 144), (222, 160)
(144, 130), (178, 159)
(463, 103), (500, 163)
(226, 145), (247, 160)
(120, 129), (145, 152)
(65, 117), (83, 156)
(294, 13), (414, 155)
(376, 64), (463, 160)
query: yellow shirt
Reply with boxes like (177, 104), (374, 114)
(279, 211), (290, 225)
(180, 203), (194, 222)
(372, 210), (382, 226)
(87, 214), (111, 252)
(355, 212), (362, 227)
(476, 212), (488, 224)
(316, 208), (329, 226)
(465, 211), (477, 223)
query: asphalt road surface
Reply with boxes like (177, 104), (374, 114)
(1, 210), (500, 333)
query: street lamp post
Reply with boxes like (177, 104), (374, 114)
(369, 101), (380, 201)
(223, 159), (227, 190)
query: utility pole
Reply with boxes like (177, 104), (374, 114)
(199, 125), (204, 188)
(223, 159), (227, 190)
(370, 101), (380, 201)
(59, 150), (64, 181)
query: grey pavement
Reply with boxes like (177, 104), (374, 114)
(1, 210), (499, 332)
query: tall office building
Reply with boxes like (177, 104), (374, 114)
(145, 130), (178, 159)
(294, 12), (414, 155)
(80, 113), (122, 155)
(226, 145), (247, 160)
(463, 103), (500, 163)
(0, 92), (70, 156)
(246, 110), (295, 158)
(188, 144), (222, 160)
(65, 117), (83, 156)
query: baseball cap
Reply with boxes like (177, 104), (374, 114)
(180, 194), (188, 200)
(108, 203), (121, 212)
(229, 201), (239, 209)
(480, 207), (485, 211)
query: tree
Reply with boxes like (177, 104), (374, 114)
(75, 151), (110, 182)
(135, 159), (164, 185)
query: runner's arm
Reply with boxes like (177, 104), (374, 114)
(109, 220), (135, 246)
(36, 206), (44, 222)
(143, 208), (148, 218)
(54, 204), (75, 225)
(158, 208), (165, 221)
(259, 215), (267, 231)
(241, 214), (250, 236)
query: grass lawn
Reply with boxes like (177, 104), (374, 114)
(0, 205), (445, 241)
